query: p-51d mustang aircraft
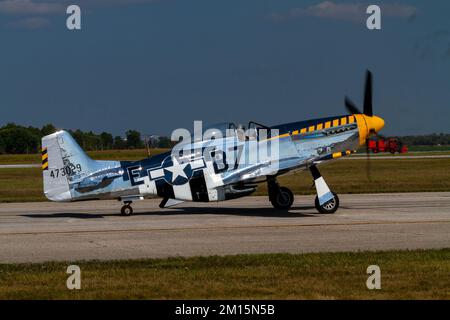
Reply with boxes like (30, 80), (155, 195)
(41, 70), (384, 215)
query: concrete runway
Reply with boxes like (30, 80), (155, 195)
(0, 192), (449, 263)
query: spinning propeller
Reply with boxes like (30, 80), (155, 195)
(344, 70), (385, 180)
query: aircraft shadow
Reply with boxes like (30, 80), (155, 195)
(22, 205), (318, 219)
(22, 213), (106, 219)
(136, 206), (317, 218)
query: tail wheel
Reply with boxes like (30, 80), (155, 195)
(315, 192), (339, 214)
(270, 187), (294, 210)
(121, 204), (133, 216)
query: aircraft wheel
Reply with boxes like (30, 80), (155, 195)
(270, 187), (294, 210)
(315, 192), (339, 214)
(121, 204), (133, 216)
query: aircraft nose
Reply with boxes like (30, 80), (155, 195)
(367, 115), (385, 133)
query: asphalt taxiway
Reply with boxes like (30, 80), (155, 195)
(0, 192), (449, 263)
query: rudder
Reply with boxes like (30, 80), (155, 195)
(42, 130), (96, 202)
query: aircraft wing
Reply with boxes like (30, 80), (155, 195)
(221, 155), (312, 186)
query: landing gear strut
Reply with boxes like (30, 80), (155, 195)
(120, 201), (133, 216)
(310, 165), (339, 214)
(268, 178), (294, 210)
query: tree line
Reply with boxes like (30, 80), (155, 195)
(0, 123), (173, 154)
(1, 123), (449, 154)
(397, 133), (450, 147)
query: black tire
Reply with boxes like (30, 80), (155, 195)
(270, 187), (294, 210)
(121, 205), (133, 216)
(315, 192), (339, 214)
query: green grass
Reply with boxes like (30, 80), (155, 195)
(255, 158), (450, 195)
(2, 158), (450, 202)
(0, 249), (448, 299)
(408, 145), (450, 152)
(354, 151), (450, 156)
(1, 147), (449, 165)
(0, 149), (169, 164)
(0, 153), (41, 164)
(0, 168), (45, 202)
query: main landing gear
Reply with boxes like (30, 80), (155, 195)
(268, 178), (294, 210)
(120, 201), (133, 216)
(119, 196), (144, 216)
(267, 165), (340, 214)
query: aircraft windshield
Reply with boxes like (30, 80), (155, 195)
(203, 122), (237, 138)
(203, 121), (271, 140)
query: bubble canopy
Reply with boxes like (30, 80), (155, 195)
(203, 122), (238, 138)
(203, 121), (272, 139)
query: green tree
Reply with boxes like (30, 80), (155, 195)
(83, 131), (102, 151)
(113, 136), (126, 149)
(72, 129), (85, 148)
(0, 126), (40, 154)
(41, 123), (57, 137)
(0, 138), (5, 154)
(100, 132), (113, 150)
(157, 136), (172, 148)
(126, 130), (143, 149)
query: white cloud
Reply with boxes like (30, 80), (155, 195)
(291, 1), (365, 21)
(0, 0), (64, 15)
(0, 0), (158, 30)
(271, 1), (417, 22)
(381, 3), (417, 19)
(75, 0), (156, 7)
(7, 16), (50, 29)
(0, 0), (156, 16)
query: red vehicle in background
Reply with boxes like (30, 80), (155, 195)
(367, 137), (408, 154)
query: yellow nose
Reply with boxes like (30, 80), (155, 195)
(355, 114), (385, 145)
(366, 115), (385, 133)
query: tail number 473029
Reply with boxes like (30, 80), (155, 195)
(50, 164), (82, 179)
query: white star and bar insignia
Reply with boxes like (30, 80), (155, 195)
(148, 156), (206, 186)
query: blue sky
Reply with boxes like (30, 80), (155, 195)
(0, 0), (449, 136)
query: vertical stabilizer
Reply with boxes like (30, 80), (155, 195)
(41, 130), (95, 202)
